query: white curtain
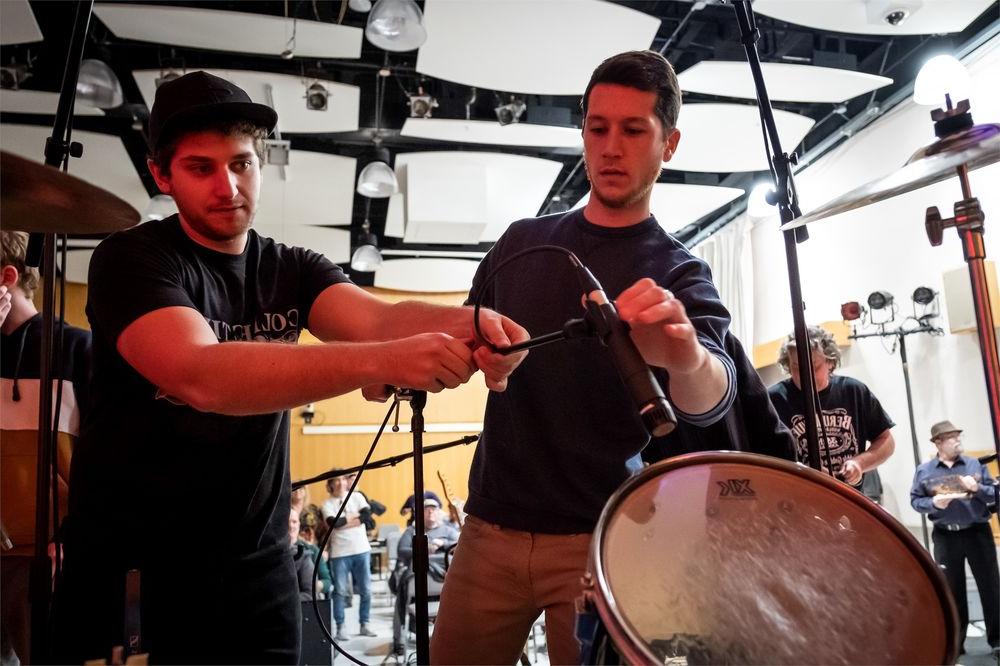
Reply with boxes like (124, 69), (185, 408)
(691, 214), (754, 345)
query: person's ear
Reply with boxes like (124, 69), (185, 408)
(1, 265), (19, 289)
(662, 128), (681, 163)
(147, 159), (172, 195)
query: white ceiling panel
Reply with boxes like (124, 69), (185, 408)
(0, 124), (149, 215)
(573, 183), (745, 233)
(251, 224), (351, 265)
(416, 0), (661, 95)
(678, 61), (892, 103)
(374, 258), (479, 293)
(400, 118), (583, 150)
(752, 0), (995, 36)
(94, 4), (361, 58)
(258, 150), (356, 227)
(406, 161), (488, 244)
(133, 69), (360, 134)
(0, 0), (42, 45)
(0, 90), (104, 116)
(669, 103), (814, 173)
(385, 152), (563, 244)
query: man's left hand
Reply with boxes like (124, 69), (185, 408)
(471, 309), (530, 392)
(614, 278), (707, 374)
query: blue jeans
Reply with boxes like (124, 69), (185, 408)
(332, 551), (371, 626)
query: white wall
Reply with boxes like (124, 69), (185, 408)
(750, 37), (1000, 529)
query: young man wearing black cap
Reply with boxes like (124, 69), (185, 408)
(53, 71), (527, 664)
(911, 420), (999, 654)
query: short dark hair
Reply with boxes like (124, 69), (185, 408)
(581, 50), (681, 132)
(149, 117), (269, 176)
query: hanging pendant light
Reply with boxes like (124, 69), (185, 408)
(77, 59), (124, 109)
(365, 0), (427, 52)
(350, 209), (383, 272)
(356, 144), (398, 198)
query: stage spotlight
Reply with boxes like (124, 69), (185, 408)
(408, 91), (438, 118)
(0, 64), (30, 90)
(867, 290), (894, 310)
(495, 97), (526, 126)
(912, 286), (936, 306)
(350, 220), (383, 272)
(841, 302), (864, 321)
(305, 82), (328, 111)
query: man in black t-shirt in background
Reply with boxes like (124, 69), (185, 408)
(768, 325), (896, 501)
(52, 72), (527, 664)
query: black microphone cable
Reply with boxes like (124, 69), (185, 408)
(308, 395), (397, 666)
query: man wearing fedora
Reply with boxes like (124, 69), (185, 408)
(52, 71), (527, 663)
(911, 420), (999, 653)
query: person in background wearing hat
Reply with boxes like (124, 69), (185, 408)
(399, 491), (444, 527)
(911, 420), (999, 654)
(768, 325), (896, 502)
(52, 71), (527, 664)
(392, 498), (459, 656)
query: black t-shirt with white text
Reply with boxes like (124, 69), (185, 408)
(69, 216), (349, 567)
(768, 375), (894, 485)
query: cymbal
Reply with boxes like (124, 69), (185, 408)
(782, 123), (1000, 230)
(1, 151), (140, 235)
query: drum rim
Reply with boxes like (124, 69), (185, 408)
(589, 450), (960, 665)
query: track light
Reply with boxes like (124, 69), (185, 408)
(155, 69), (182, 89)
(356, 145), (398, 198)
(305, 82), (328, 111)
(0, 64), (30, 90)
(408, 87), (438, 118)
(495, 97), (526, 126)
(866, 290), (894, 311)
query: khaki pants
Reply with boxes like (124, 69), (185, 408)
(430, 515), (591, 665)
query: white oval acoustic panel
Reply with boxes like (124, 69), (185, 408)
(573, 183), (745, 233)
(133, 69), (360, 134)
(400, 118), (582, 150)
(373, 258), (480, 293)
(678, 61), (892, 104)
(95, 4), (362, 58)
(752, 0), (995, 36)
(416, 0), (661, 95)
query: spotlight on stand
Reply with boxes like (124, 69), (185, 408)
(841, 301), (864, 322)
(912, 285), (939, 321)
(867, 290), (897, 325)
(495, 97), (526, 126)
(305, 82), (328, 111)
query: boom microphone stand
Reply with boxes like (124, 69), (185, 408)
(729, 0), (823, 470)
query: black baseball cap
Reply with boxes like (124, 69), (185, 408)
(147, 71), (278, 151)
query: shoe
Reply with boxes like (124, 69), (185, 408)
(359, 624), (377, 637)
(334, 625), (348, 641)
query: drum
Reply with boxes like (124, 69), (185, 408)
(578, 452), (959, 665)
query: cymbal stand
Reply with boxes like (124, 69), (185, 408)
(923, 100), (1000, 452)
(29, 2), (95, 661)
(729, 0), (823, 470)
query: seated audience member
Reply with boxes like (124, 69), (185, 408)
(392, 498), (460, 655)
(289, 509), (315, 601)
(399, 491), (443, 527)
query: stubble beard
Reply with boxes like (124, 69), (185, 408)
(585, 160), (660, 210)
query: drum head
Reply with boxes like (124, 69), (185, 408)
(591, 452), (957, 665)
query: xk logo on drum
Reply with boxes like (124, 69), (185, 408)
(717, 479), (755, 498)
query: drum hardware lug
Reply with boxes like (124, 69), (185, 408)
(925, 207), (945, 246)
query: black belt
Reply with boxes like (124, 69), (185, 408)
(934, 522), (986, 532)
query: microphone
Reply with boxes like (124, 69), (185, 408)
(572, 259), (677, 437)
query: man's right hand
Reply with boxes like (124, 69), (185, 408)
(380, 332), (476, 392)
(932, 495), (954, 510)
